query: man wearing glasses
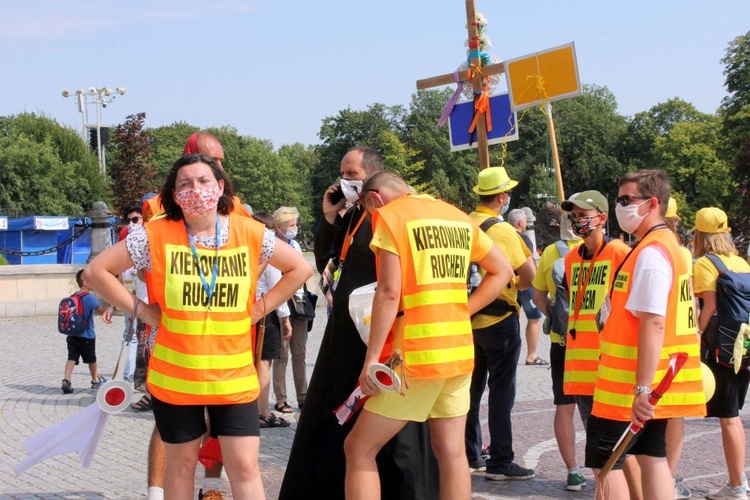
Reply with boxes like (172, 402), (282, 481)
(464, 166), (536, 480)
(586, 170), (706, 499)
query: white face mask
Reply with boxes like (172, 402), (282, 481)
(340, 178), (364, 203)
(284, 227), (298, 240)
(615, 200), (649, 234)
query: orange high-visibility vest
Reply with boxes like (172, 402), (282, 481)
(372, 195), (485, 379)
(145, 213), (265, 405)
(563, 238), (630, 396)
(592, 228), (706, 421)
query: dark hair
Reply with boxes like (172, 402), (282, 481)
(348, 146), (383, 174)
(76, 269), (84, 288)
(252, 212), (274, 230)
(122, 205), (142, 219)
(160, 154), (235, 221)
(618, 169), (670, 216)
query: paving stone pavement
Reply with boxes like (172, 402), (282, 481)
(2, 283), (747, 498)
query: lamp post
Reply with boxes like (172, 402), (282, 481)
(61, 86), (126, 175)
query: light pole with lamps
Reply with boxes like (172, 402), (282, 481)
(61, 86), (126, 175)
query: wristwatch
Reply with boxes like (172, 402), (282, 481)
(632, 385), (651, 396)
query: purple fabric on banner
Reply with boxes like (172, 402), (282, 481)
(436, 71), (464, 128)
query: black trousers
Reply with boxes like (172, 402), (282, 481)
(465, 314), (521, 472)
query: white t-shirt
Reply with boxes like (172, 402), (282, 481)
(121, 267), (149, 303)
(625, 245), (673, 317)
(256, 264), (290, 319)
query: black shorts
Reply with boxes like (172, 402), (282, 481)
(66, 336), (96, 364)
(585, 415), (668, 470)
(704, 354), (750, 418)
(261, 311), (281, 361)
(151, 396), (260, 444)
(550, 341), (575, 405)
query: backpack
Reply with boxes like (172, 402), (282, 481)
(467, 217), (513, 317)
(544, 240), (571, 335)
(702, 254), (750, 371)
(57, 291), (90, 336)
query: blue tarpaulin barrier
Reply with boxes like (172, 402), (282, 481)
(0, 217), (117, 265)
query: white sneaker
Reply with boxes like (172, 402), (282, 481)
(705, 481), (747, 500)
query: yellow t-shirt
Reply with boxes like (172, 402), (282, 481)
(694, 253), (750, 294)
(469, 206), (531, 329)
(680, 246), (693, 277)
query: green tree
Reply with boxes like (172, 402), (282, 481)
(401, 89), (480, 210)
(312, 104), (409, 216)
(624, 98), (708, 171)
(0, 113), (109, 216)
(148, 121), (201, 180)
(108, 113), (158, 215)
(653, 118), (734, 227)
(526, 163), (558, 213)
(719, 30), (750, 247)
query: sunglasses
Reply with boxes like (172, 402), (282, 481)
(127, 216), (143, 224)
(615, 195), (651, 207)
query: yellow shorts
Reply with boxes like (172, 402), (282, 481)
(363, 374), (471, 422)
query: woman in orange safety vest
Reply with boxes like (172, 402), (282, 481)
(85, 153), (311, 498)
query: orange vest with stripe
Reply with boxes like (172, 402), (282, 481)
(145, 213), (264, 405)
(563, 238), (630, 396)
(592, 229), (706, 421)
(373, 195), (478, 379)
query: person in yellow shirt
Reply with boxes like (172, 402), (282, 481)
(464, 167), (537, 480)
(693, 207), (750, 499)
(344, 171), (514, 500)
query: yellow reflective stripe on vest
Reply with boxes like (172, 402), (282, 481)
(564, 371), (598, 383)
(596, 387), (706, 409)
(403, 289), (468, 309)
(600, 341), (638, 360)
(149, 370), (259, 396)
(405, 344), (475, 366)
(565, 347), (600, 361)
(404, 320), (472, 339)
(152, 344), (253, 370)
(598, 364), (703, 388)
(161, 314), (251, 336)
(569, 320), (598, 333)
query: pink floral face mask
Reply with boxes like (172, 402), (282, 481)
(174, 184), (222, 217)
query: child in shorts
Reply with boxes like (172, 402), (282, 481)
(61, 269), (113, 394)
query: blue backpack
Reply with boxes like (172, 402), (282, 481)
(703, 254), (750, 369)
(57, 291), (90, 336)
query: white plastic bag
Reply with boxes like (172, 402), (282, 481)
(348, 282), (377, 345)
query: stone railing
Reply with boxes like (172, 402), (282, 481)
(0, 264), (83, 317)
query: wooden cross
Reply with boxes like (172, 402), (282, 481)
(416, 0), (504, 171)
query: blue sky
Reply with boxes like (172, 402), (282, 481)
(1, 1), (748, 149)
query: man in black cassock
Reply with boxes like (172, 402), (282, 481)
(279, 147), (439, 499)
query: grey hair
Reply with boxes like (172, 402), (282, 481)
(507, 208), (526, 228)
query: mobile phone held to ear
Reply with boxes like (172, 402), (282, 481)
(329, 186), (345, 204)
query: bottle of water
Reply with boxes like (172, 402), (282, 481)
(468, 263), (482, 294)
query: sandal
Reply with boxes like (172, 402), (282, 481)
(131, 394), (153, 412)
(274, 402), (294, 413)
(525, 357), (549, 366)
(259, 414), (290, 428)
